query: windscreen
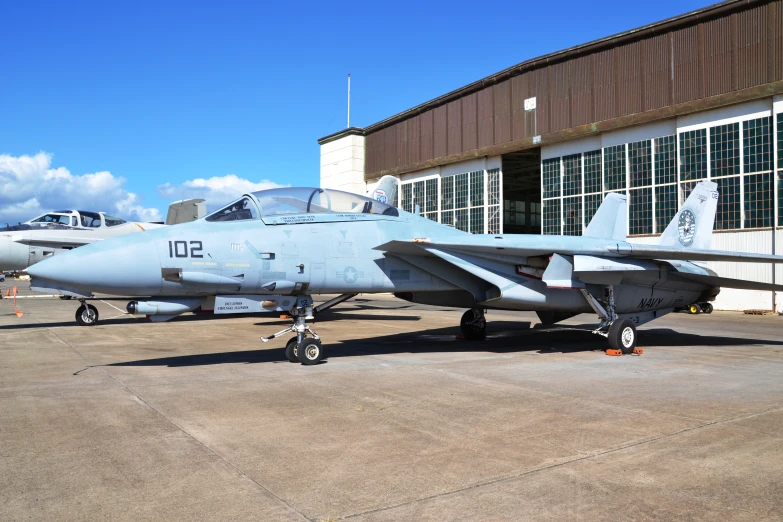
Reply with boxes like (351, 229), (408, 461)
(79, 211), (103, 228)
(30, 214), (73, 225)
(103, 215), (127, 227)
(205, 197), (259, 222)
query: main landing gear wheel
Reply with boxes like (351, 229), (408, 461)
(284, 337), (299, 363)
(460, 308), (487, 341)
(702, 303), (714, 314)
(75, 304), (99, 326)
(688, 303), (701, 314)
(608, 319), (636, 355)
(297, 338), (324, 365)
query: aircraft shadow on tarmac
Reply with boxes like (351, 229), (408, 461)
(107, 321), (783, 369)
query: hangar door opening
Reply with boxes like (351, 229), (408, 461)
(502, 149), (541, 234)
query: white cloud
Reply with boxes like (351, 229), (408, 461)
(157, 174), (286, 211)
(0, 152), (163, 224)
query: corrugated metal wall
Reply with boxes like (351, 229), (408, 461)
(365, 0), (782, 178)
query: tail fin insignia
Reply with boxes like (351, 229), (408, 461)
(659, 180), (718, 250)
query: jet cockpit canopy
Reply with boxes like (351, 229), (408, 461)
(204, 188), (398, 222)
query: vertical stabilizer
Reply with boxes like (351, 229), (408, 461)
(659, 180), (718, 250)
(584, 193), (627, 240)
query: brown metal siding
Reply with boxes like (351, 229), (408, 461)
(511, 74), (530, 140)
(772, 1), (781, 81)
(447, 99), (462, 156)
(737, 4), (769, 89)
(477, 86), (493, 149)
(363, 0), (782, 177)
(570, 56), (593, 126)
(420, 110), (434, 162)
(593, 49), (616, 122)
(462, 93), (478, 151)
(703, 16), (733, 97)
(672, 25), (701, 104)
(493, 81), (512, 144)
(408, 114), (421, 166)
(617, 42), (643, 117)
(641, 33), (671, 111)
(549, 61), (570, 132)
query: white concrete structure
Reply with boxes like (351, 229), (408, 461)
(319, 128), (366, 194)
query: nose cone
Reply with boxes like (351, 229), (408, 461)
(27, 235), (163, 295)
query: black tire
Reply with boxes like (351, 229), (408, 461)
(297, 338), (324, 365)
(75, 304), (99, 326)
(702, 303), (714, 314)
(608, 319), (636, 354)
(284, 337), (299, 363)
(688, 303), (701, 314)
(460, 309), (486, 341)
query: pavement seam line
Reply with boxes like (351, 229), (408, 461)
(33, 316), (311, 522)
(341, 403), (783, 520)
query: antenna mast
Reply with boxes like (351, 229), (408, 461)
(347, 73), (351, 128)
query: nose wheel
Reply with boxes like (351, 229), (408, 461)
(75, 302), (99, 326)
(262, 295), (325, 365)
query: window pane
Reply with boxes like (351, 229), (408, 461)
(441, 176), (454, 211)
(469, 206), (484, 234)
(603, 144), (626, 192)
(441, 210), (454, 227)
(542, 158), (561, 199)
(542, 199), (561, 235)
(714, 176), (740, 230)
(487, 169), (501, 206)
(710, 123), (740, 177)
(584, 150), (602, 194)
(778, 172), (783, 227)
(563, 154), (581, 196)
(679, 129), (707, 180)
(744, 172), (772, 229)
(584, 193), (603, 228)
(629, 187), (652, 235)
(425, 178), (438, 213)
(455, 173), (468, 209)
(679, 180), (699, 206)
(401, 184), (412, 213)
(487, 205), (501, 234)
(655, 184), (678, 233)
(629, 140), (651, 188)
(413, 181), (425, 215)
(778, 114), (783, 170)
(563, 196), (582, 236)
(470, 171), (484, 207)
(654, 135), (676, 185)
(455, 208), (469, 232)
(743, 116), (771, 174)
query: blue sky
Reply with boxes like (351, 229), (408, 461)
(0, 0), (713, 222)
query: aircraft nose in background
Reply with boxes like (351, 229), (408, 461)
(0, 235), (31, 271)
(26, 236), (163, 295)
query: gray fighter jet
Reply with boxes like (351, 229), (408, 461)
(23, 180), (783, 364)
(0, 199), (206, 272)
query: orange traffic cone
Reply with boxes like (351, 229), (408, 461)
(12, 287), (23, 318)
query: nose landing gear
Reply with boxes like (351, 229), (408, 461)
(75, 300), (99, 326)
(580, 286), (638, 355)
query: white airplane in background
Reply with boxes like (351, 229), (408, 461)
(0, 199), (206, 272)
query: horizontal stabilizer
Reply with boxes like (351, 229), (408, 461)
(627, 244), (783, 263)
(584, 193), (626, 240)
(674, 273), (783, 292)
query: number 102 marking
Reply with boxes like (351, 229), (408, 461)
(168, 240), (203, 258)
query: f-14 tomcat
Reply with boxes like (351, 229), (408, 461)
(0, 200), (205, 272)
(24, 179), (783, 364)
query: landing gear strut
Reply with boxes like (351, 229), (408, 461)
(460, 308), (486, 340)
(580, 286), (637, 354)
(75, 300), (99, 326)
(262, 293), (358, 365)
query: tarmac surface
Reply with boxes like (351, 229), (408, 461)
(1, 288), (783, 521)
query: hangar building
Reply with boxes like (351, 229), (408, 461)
(318, 0), (783, 311)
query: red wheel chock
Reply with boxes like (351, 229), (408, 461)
(605, 347), (644, 356)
